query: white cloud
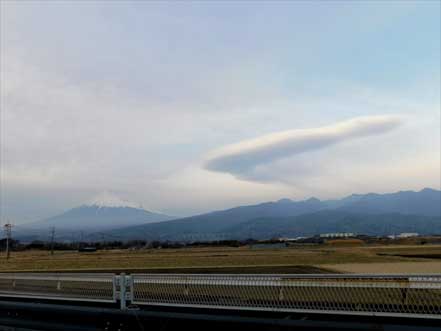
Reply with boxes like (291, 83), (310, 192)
(1, 2), (439, 222)
(204, 115), (404, 181)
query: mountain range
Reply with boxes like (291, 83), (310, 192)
(100, 188), (441, 242)
(14, 188), (441, 242)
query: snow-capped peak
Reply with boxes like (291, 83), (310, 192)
(86, 191), (142, 209)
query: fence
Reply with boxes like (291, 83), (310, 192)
(1, 273), (440, 319)
(0, 273), (115, 303)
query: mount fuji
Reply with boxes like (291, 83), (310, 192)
(18, 192), (173, 239)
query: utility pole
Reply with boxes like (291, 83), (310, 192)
(78, 231), (84, 250)
(4, 223), (12, 260)
(50, 227), (56, 256)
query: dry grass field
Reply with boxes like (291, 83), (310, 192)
(322, 261), (441, 273)
(0, 244), (440, 274)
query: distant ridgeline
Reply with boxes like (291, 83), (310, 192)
(14, 188), (441, 242)
(99, 188), (441, 242)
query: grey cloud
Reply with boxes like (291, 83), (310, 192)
(204, 116), (404, 180)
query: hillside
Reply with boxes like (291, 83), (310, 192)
(105, 188), (441, 241)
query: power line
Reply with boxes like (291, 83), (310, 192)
(78, 231), (84, 250)
(4, 223), (12, 260)
(50, 227), (56, 256)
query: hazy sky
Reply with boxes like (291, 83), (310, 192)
(1, 1), (440, 223)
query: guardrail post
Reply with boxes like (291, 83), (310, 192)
(115, 273), (133, 310)
(120, 273), (127, 310)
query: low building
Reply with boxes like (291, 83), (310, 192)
(319, 233), (355, 238)
(388, 233), (419, 239)
(278, 237), (307, 242)
(398, 232), (419, 238)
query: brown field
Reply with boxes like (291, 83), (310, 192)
(325, 239), (364, 246)
(322, 261), (441, 274)
(0, 244), (440, 274)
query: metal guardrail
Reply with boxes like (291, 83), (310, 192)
(0, 273), (440, 319)
(0, 273), (116, 303)
(131, 274), (441, 318)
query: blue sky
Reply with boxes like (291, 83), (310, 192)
(1, 1), (440, 222)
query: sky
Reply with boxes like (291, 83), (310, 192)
(0, 1), (440, 223)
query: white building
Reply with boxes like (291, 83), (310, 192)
(319, 232), (355, 238)
(388, 233), (419, 239)
(398, 233), (419, 238)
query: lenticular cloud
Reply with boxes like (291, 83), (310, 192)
(204, 115), (403, 178)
